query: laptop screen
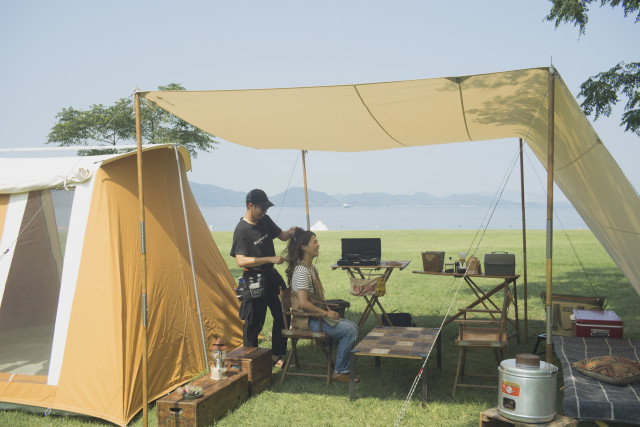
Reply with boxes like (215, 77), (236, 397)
(340, 238), (381, 259)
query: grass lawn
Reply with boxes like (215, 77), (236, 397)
(1, 229), (638, 426)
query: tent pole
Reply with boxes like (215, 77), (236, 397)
(519, 138), (529, 342)
(545, 68), (555, 363)
(301, 150), (310, 230)
(134, 91), (149, 427)
(173, 145), (209, 368)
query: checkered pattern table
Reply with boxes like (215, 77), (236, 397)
(349, 326), (441, 403)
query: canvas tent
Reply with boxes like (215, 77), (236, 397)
(140, 67), (640, 297)
(0, 144), (243, 426)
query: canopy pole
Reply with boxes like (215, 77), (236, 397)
(519, 138), (529, 341)
(301, 150), (310, 230)
(545, 68), (555, 363)
(134, 91), (149, 427)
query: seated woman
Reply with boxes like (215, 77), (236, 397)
(284, 227), (360, 383)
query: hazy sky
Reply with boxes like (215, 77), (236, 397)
(1, 1), (638, 200)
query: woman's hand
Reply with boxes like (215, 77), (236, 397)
(325, 309), (339, 320)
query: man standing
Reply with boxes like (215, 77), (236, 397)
(230, 189), (295, 367)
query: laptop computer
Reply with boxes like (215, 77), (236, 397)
(337, 238), (381, 266)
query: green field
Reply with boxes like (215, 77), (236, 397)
(2, 229), (638, 426)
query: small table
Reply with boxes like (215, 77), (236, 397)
(412, 271), (521, 342)
(349, 326), (441, 404)
(332, 261), (410, 328)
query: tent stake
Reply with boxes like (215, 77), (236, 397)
(134, 91), (149, 427)
(302, 150), (310, 230)
(545, 68), (555, 363)
(519, 138), (529, 341)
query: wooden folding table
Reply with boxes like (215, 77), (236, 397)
(332, 261), (410, 328)
(412, 270), (522, 343)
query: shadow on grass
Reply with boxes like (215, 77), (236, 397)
(267, 309), (578, 409)
(544, 266), (627, 295)
(268, 314), (497, 404)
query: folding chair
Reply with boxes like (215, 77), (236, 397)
(452, 288), (513, 396)
(278, 288), (334, 385)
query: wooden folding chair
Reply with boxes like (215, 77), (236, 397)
(278, 288), (334, 385)
(452, 288), (513, 396)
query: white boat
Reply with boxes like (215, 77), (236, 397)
(343, 203), (351, 208)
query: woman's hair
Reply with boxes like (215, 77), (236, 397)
(283, 227), (316, 285)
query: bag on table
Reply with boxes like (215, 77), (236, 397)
(350, 275), (386, 297)
(466, 256), (482, 274)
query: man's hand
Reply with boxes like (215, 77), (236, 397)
(272, 256), (285, 265)
(278, 226), (297, 241)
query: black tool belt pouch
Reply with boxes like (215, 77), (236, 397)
(243, 271), (266, 300)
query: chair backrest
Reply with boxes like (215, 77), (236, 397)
(499, 289), (513, 334)
(280, 287), (292, 329)
(457, 288), (513, 344)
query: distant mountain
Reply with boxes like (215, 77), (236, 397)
(187, 182), (562, 208)
(478, 189), (552, 204)
(270, 187), (341, 207)
(189, 182), (245, 207)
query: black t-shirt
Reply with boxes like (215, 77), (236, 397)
(230, 215), (282, 265)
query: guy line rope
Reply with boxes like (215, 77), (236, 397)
(393, 81), (550, 425)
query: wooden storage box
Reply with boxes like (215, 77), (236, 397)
(157, 371), (248, 426)
(573, 309), (623, 338)
(421, 251), (445, 272)
(480, 407), (576, 426)
(226, 346), (272, 396)
(484, 252), (515, 276)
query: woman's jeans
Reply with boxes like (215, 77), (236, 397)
(308, 318), (358, 374)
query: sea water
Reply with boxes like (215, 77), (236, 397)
(200, 205), (586, 232)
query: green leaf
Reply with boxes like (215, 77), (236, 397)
(47, 84), (217, 157)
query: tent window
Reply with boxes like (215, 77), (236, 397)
(0, 188), (74, 377)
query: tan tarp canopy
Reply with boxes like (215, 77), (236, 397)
(142, 67), (640, 295)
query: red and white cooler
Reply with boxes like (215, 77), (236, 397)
(572, 309), (623, 338)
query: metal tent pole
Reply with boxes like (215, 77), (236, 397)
(173, 145), (209, 368)
(545, 68), (556, 363)
(301, 150), (310, 230)
(519, 138), (529, 341)
(134, 91), (149, 427)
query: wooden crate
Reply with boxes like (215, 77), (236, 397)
(226, 346), (272, 396)
(157, 371), (248, 426)
(480, 407), (576, 427)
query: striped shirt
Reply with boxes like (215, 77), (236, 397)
(291, 263), (317, 295)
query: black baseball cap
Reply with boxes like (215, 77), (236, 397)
(246, 189), (274, 209)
